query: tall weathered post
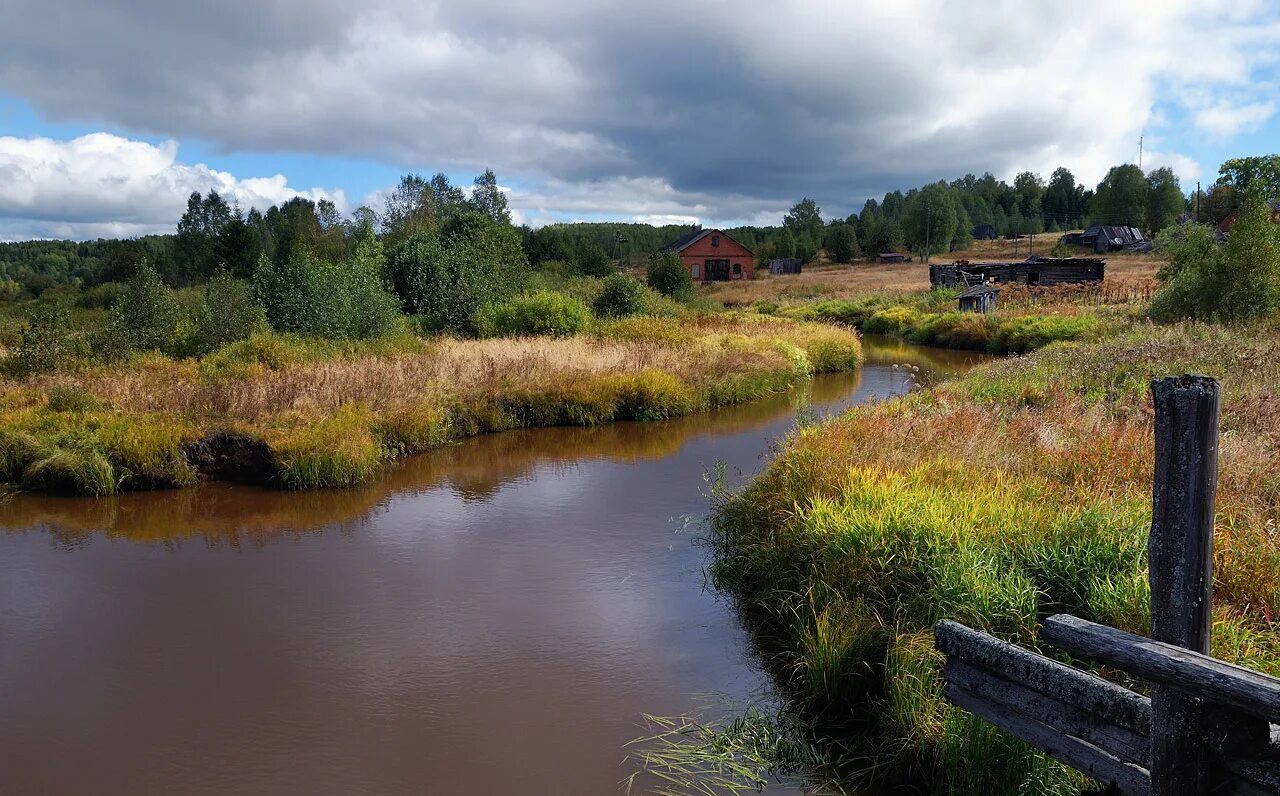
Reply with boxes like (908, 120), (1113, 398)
(1148, 375), (1219, 796)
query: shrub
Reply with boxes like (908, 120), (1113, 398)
(9, 302), (85, 375)
(45, 385), (101, 413)
(1151, 200), (1280, 322)
(253, 249), (402, 340)
(387, 234), (511, 334)
(178, 270), (269, 357)
(863, 306), (921, 335)
(592, 273), (649, 318)
(77, 282), (125, 309)
(108, 259), (179, 353)
(576, 241), (615, 277)
(476, 291), (590, 337)
(647, 252), (695, 300)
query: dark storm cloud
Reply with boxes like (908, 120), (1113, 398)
(1, 0), (1278, 228)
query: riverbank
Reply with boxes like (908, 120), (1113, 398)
(0, 313), (861, 495)
(709, 321), (1280, 794)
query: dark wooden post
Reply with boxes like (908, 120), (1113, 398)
(1148, 375), (1219, 796)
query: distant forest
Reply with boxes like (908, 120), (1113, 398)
(2, 155), (1275, 298)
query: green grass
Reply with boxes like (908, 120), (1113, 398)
(707, 318), (1280, 793)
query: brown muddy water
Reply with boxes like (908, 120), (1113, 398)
(0, 339), (987, 795)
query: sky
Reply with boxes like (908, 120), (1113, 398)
(1, 0), (1279, 240)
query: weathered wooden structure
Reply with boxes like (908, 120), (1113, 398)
(877, 253), (907, 264)
(659, 228), (754, 282)
(1075, 225), (1147, 253)
(936, 376), (1280, 795)
(929, 257), (1105, 288)
(768, 257), (803, 275)
(973, 223), (997, 240)
(957, 284), (999, 313)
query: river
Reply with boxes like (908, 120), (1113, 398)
(0, 338), (987, 795)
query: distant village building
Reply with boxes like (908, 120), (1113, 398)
(972, 223), (997, 240)
(1078, 225), (1146, 253)
(768, 258), (803, 275)
(957, 284), (999, 313)
(659, 228), (754, 282)
(1218, 201), (1280, 235)
(930, 257), (1105, 288)
(876, 253), (907, 264)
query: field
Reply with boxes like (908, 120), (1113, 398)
(697, 237), (1280, 794)
(0, 313), (861, 495)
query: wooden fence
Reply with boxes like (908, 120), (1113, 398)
(935, 375), (1280, 795)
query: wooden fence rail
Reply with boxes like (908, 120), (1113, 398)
(935, 376), (1280, 795)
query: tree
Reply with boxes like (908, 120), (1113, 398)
(783, 198), (824, 240)
(216, 209), (263, 279)
(430, 173), (467, 220)
(1217, 155), (1280, 200)
(381, 174), (437, 244)
(825, 223), (859, 262)
(1013, 171), (1044, 220)
(109, 259), (179, 352)
(1151, 195), (1280, 322)
(177, 191), (233, 282)
(1091, 165), (1148, 229)
(1146, 167), (1185, 234)
(646, 252), (694, 300)
(469, 169), (510, 224)
(386, 234), (512, 334)
(575, 240), (613, 277)
(182, 269), (268, 356)
(901, 183), (958, 260)
(1043, 167), (1085, 228)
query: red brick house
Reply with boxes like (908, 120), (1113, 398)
(659, 228), (754, 282)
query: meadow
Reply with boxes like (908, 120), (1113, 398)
(707, 293), (1280, 793)
(0, 312), (861, 494)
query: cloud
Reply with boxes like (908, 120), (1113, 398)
(1, 0), (1278, 232)
(1192, 100), (1277, 139)
(0, 133), (345, 239)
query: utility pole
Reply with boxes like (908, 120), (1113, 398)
(1139, 133), (1144, 171)
(1196, 182), (1201, 222)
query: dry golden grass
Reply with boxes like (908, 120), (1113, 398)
(0, 315), (863, 492)
(705, 238), (1164, 309)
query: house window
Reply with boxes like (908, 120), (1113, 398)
(712, 235), (720, 247)
(691, 263), (700, 279)
(732, 262), (741, 275)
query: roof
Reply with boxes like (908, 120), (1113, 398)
(957, 284), (1000, 298)
(658, 228), (707, 253)
(658, 228), (753, 255)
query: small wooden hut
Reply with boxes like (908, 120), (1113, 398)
(877, 253), (907, 264)
(768, 258), (803, 275)
(957, 284), (999, 314)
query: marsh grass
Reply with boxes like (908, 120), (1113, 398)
(1, 315), (862, 494)
(709, 320), (1280, 794)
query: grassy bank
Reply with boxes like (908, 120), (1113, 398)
(709, 322), (1280, 794)
(0, 313), (861, 495)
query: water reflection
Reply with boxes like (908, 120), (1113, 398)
(0, 339), (987, 795)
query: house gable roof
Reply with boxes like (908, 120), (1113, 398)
(659, 228), (753, 255)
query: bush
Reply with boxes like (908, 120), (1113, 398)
(108, 259), (179, 353)
(592, 273), (649, 318)
(77, 282), (125, 309)
(254, 248), (403, 340)
(387, 234), (512, 334)
(647, 252), (695, 300)
(177, 270), (269, 357)
(9, 302), (86, 375)
(476, 291), (590, 337)
(576, 241), (615, 277)
(1151, 200), (1280, 323)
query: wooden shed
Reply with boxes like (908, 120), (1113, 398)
(768, 258), (803, 275)
(972, 223), (997, 240)
(877, 253), (907, 263)
(659, 228), (754, 282)
(957, 284), (999, 313)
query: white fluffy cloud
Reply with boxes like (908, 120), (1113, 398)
(0, 133), (345, 239)
(1, 0), (1279, 233)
